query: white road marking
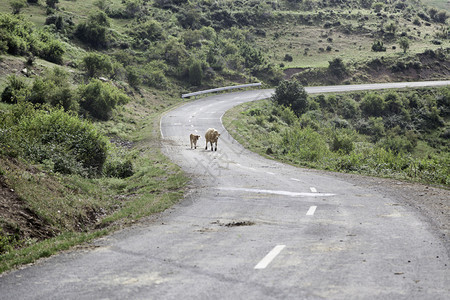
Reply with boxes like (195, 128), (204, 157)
(306, 206), (317, 216)
(290, 178), (301, 182)
(254, 245), (286, 269)
(266, 172), (275, 175)
(310, 187), (317, 193)
(217, 187), (335, 197)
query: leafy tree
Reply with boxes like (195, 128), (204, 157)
(399, 37), (410, 54)
(81, 52), (113, 78)
(272, 80), (309, 116)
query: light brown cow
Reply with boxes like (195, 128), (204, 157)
(205, 128), (220, 151)
(190, 134), (200, 149)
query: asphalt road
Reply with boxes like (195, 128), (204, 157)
(1, 81), (449, 299)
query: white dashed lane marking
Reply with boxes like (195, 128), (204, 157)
(254, 245), (286, 269)
(217, 187), (335, 197)
(310, 187), (317, 193)
(306, 206), (317, 216)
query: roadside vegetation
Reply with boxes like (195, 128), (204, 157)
(0, 0), (448, 273)
(224, 82), (449, 186)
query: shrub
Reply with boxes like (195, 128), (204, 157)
(399, 37), (410, 53)
(78, 79), (130, 121)
(284, 54), (293, 62)
(189, 60), (203, 86)
(104, 159), (134, 178)
(46, 0), (58, 9)
(378, 135), (416, 154)
(9, 0), (27, 14)
(330, 131), (355, 154)
(338, 97), (358, 119)
(81, 53), (113, 78)
(328, 58), (347, 77)
(1, 104), (109, 176)
(39, 39), (64, 64)
(281, 126), (330, 162)
(360, 93), (385, 116)
(371, 40), (386, 52)
(1, 75), (28, 104)
(131, 20), (163, 41)
(75, 11), (110, 49)
(355, 117), (385, 142)
(271, 80), (309, 116)
(28, 67), (78, 112)
(126, 66), (141, 89)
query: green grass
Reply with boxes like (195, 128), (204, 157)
(223, 95), (449, 187)
(0, 88), (188, 274)
(256, 7), (449, 69)
(427, 0), (450, 10)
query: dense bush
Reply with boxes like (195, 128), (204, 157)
(0, 14), (64, 63)
(1, 75), (28, 104)
(371, 40), (386, 52)
(328, 58), (348, 77)
(360, 93), (385, 116)
(0, 104), (109, 177)
(28, 67), (78, 112)
(81, 53), (113, 78)
(188, 60), (203, 86)
(75, 11), (110, 49)
(78, 79), (130, 121)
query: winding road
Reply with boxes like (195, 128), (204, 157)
(1, 81), (449, 299)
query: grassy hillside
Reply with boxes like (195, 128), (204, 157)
(0, 0), (449, 273)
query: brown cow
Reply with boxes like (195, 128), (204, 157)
(205, 128), (220, 151)
(190, 134), (200, 149)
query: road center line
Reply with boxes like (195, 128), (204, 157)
(306, 206), (317, 216)
(254, 245), (286, 269)
(310, 187), (317, 193)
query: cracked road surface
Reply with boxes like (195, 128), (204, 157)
(1, 82), (449, 299)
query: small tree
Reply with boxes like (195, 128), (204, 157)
(328, 58), (348, 78)
(272, 80), (308, 116)
(399, 37), (410, 54)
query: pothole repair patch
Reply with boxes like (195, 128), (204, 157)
(212, 220), (256, 227)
